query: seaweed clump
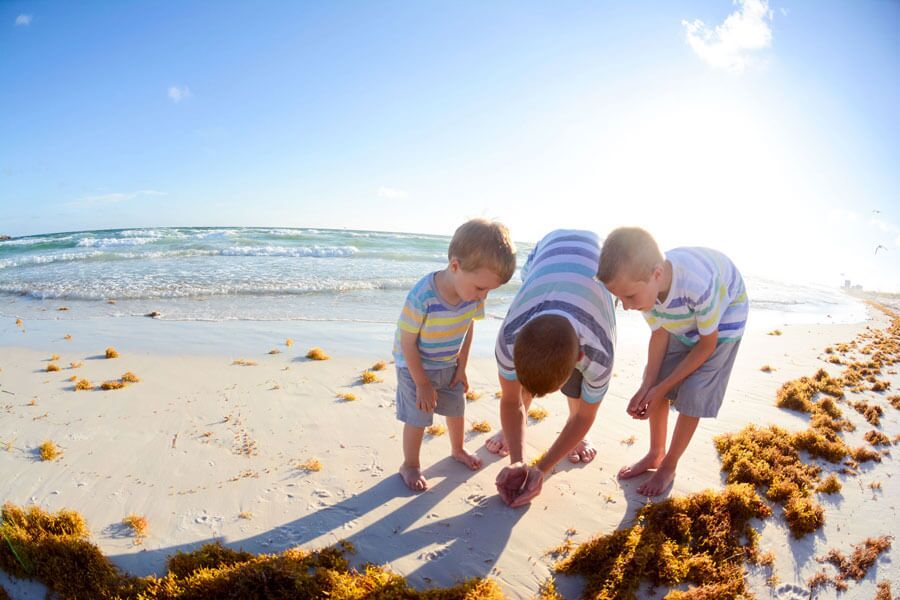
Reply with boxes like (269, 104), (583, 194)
(39, 440), (61, 461)
(528, 406), (549, 421)
(714, 425), (840, 537)
(425, 424), (446, 436)
(360, 370), (382, 384)
(864, 430), (891, 446)
(816, 474), (842, 494)
(554, 484), (771, 599)
(471, 421), (492, 433)
(121, 514), (148, 544)
(811, 536), (894, 592)
(0, 502), (504, 599)
(105, 347), (119, 359)
(305, 347), (330, 361)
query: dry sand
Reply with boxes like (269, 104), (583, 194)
(0, 307), (897, 599)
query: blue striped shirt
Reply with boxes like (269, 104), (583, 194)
(393, 272), (484, 369)
(495, 230), (616, 404)
(644, 247), (748, 346)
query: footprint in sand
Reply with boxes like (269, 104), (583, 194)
(774, 583), (811, 599)
(465, 493), (489, 508)
(418, 544), (451, 561)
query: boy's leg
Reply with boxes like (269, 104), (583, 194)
(446, 416), (482, 470)
(618, 396), (669, 479)
(486, 390), (533, 456)
(636, 413), (699, 496)
(566, 395), (598, 463)
(400, 424), (428, 491)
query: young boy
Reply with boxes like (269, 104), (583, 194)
(491, 229), (617, 508)
(393, 219), (517, 492)
(598, 227), (748, 496)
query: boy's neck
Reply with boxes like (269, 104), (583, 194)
(435, 268), (461, 305)
(657, 260), (673, 303)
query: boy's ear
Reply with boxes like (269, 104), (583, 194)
(448, 257), (461, 272)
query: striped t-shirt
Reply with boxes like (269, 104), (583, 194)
(495, 230), (616, 404)
(393, 272), (485, 370)
(643, 247), (748, 346)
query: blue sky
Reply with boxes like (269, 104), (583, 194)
(2, 1), (899, 290)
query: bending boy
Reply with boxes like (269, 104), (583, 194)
(492, 229), (616, 507)
(598, 227), (748, 496)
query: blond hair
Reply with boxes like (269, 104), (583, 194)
(448, 219), (517, 284)
(597, 227), (663, 283)
(513, 315), (579, 397)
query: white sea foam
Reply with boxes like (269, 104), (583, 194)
(221, 245), (359, 257)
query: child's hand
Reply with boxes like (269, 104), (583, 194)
(495, 463), (544, 507)
(626, 387), (649, 418)
(450, 366), (469, 392)
(416, 381), (438, 413)
(632, 386), (664, 420)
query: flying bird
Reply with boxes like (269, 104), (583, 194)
(875, 245), (888, 255)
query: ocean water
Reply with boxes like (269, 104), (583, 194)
(0, 227), (867, 329)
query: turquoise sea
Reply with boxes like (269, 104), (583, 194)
(0, 227), (867, 329)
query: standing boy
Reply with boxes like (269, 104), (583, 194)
(394, 219), (517, 492)
(598, 227), (747, 496)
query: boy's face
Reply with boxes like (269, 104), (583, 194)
(449, 260), (504, 302)
(605, 266), (663, 312)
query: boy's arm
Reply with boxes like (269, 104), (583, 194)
(496, 374), (545, 507)
(657, 330), (716, 394)
(400, 330), (437, 412)
(626, 327), (669, 417)
(636, 330), (717, 418)
(498, 374), (526, 463)
(535, 399), (599, 473)
(451, 321), (475, 390)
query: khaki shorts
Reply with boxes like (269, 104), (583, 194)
(395, 366), (465, 427)
(654, 336), (741, 418)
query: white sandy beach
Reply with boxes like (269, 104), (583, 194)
(1, 306), (897, 599)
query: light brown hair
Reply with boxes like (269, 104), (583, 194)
(448, 219), (517, 284)
(597, 227), (663, 283)
(514, 315), (579, 397)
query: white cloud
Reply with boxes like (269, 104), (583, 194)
(896, 234), (900, 247)
(75, 190), (166, 206)
(15, 14), (33, 26)
(377, 186), (408, 200)
(682, 0), (773, 72)
(168, 85), (192, 103)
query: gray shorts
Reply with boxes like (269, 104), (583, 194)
(560, 369), (585, 401)
(654, 336), (741, 418)
(396, 366), (465, 428)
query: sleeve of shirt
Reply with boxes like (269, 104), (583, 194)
(494, 324), (517, 381)
(694, 276), (730, 336)
(579, 353), (612, 405)
(519, 240), (541, 282)
(397, 291), (425, 334)
(642, 311), (663, 331)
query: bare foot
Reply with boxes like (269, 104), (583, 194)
(485, 432), (509, 456)
(636, 465), (676, 496)
(452, 449), (483, 470)
(567, 439), (598, 464)
(399, 464), (428, 492)
(617, 452), (664, 480)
